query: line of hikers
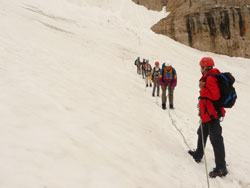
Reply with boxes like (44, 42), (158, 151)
(134, 56), (235, 178)
(134, 57), (177, 110)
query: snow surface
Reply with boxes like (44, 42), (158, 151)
(0, 0), (250, 187)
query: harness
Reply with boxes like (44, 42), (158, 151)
(165, 68), (174, 79)
(145, 64), (152, 74)
(153, 67), (160, 79)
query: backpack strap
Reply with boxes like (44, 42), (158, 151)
(204, 101), (216, 121)
(203, 73), (217, 82)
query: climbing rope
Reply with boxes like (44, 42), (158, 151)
(167, 109), (192, 150)
(200, 120), (211, 188)
(135, 62), (210, 188)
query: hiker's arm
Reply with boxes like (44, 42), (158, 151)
(200, 76), (220, 101)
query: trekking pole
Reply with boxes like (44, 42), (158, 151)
(200, 120), (211, 188)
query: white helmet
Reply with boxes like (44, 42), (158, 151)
(164, 60), (171, 67)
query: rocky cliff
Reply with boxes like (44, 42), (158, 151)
(132, 0), (250, 58)
(131, 0), (166, 11)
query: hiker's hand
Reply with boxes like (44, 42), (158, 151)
(199, 81), (205, 90)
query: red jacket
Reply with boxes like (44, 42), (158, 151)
(199, 68), (226, 123)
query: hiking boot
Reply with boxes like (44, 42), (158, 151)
(209, 167), (228, 178)
(162, 104), (166, 110)
(188, 150), (201, 163)
(170, 104), (174, 109)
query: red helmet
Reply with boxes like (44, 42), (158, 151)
(155, 61), (159, 65)
(200, 57), (214, 67)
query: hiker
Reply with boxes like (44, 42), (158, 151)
(151, 61), (161, 97)
(145, 59), (152, 87)
(134, 57), (141, 75)
(159, 62), (177, 109)
(141, 58), (146, 79)
(188, 57), (228, 178)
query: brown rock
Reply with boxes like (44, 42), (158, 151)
(133, 0), (250, 58)
(131, 0), (166, 11)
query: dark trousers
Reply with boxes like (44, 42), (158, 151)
(142, 68), (145, 79)
(137, 66), (141, 74)
(196, 119), (226, 169)
(152, 78), (160, 96)
(161, 84), (174, 105)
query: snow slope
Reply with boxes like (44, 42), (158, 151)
(0, 0), (250, 187)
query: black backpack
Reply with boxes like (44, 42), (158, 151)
(206, 72), (237, 108)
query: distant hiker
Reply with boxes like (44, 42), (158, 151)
(188, 57), (228, 178)
(159, 62), (177, 110)
(151, 61), (161, 97)
(141, 58), (146, 79)
(145, 59), (152, 87)
(134, 57), (141, 75)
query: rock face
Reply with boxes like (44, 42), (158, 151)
(131, 0), (166, 11)
(132, 0), (250, 58)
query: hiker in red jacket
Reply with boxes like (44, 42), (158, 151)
(188, 57), (228, 178)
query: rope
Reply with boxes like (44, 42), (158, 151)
(167, 103), (210, 188)
(168, 110), (192, 150)
(136, 63), (210, 188)
(200, 120), (211, 188)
